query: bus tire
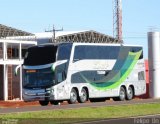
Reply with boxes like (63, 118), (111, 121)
(68, 88), (77, 104)
(119, 87), (126, 101)
(50, 101), (59, 105)
(126, 86), (134, 100)
(78, 88), (87, 103)
(39, 101), (49, 106)
(113, 87), (126, 101)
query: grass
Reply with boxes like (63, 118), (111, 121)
(0, 103), (160, 124)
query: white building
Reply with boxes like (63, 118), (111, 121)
(0, 24), (120, 101)
(0, 24), (37, 101)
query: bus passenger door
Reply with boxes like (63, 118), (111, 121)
(55, 62), (68, 99)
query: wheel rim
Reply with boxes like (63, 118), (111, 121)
(128, 87), (133, 99)
(71, 91), (77, 102)
(120, 89), (125, 100)
(81, 90), (87, 102)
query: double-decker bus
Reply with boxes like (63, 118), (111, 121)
(20, 43), (146, 106)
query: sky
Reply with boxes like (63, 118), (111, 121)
(1, 0), (160, 58)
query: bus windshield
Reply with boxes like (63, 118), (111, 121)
(23, 67), (55, 89)
(24, 45), (58, 66)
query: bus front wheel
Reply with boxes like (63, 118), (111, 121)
(68, 88), (77, 104)
(39, 101), (49, 106)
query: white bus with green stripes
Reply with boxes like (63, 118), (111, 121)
(22, 43), (146, 106)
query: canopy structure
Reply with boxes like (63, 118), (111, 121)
(0, 24), (34, 38)
(35, 30), (121, 44)
(56, 30), (120, 43)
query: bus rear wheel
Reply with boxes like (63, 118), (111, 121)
(126, 86), (134, 100)
(119, 87), (126, 101)
(68, 88), (77, 104)
(113, 87), (126, 101)
(39, 101), (49, 106)
(78, 88), (88, 103)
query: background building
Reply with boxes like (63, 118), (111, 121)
(0, 24), (121, 101)
(0, 24), (37, 101)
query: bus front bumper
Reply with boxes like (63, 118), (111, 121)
(22, 89), (54, 102)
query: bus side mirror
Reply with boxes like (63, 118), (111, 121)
(51, 63), (56, 72)
(14, 65), (21, 76)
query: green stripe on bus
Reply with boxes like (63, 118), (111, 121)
(81, 50), (142, 91)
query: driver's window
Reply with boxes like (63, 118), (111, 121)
(56, 63), (67, 83)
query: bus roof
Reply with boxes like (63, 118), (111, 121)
(31, 42), (143, 48)
(72, 42), (142, 47)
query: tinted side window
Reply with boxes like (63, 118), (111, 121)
(57, 44), (72, 60)
(74, 45), (120, 60)
(24, 45), (57, 66)
(56, 62), (67, 83)
(138, 71), (145, 80)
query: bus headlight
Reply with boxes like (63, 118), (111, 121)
(46, 89), (54, 94)
(50, 89), (54, 94)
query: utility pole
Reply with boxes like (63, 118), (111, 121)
(45, 25), (63, 43)
(113, 0), (123, 43)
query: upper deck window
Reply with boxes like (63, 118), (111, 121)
(24, 45), (57, 66)
(57, 44), (72, 60)
(73, 45), (120, 60)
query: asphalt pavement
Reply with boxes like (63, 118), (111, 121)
(0, 98), (160, 114)
(75, 114), (160, 124)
